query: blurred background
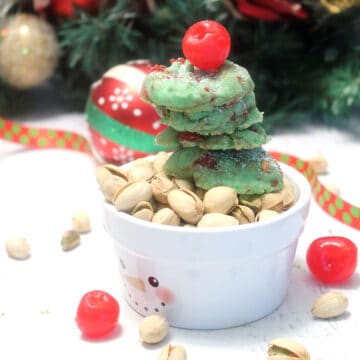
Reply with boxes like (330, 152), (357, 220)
(0, 0), (359, 133)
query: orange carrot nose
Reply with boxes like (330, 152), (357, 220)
(124, 274), (146, 292)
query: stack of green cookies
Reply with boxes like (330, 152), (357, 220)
(141, 59), (283, 195)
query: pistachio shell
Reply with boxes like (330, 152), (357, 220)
(151, 175), (177, 204)
(255, 209), (280, 222)
(311, 291), (348, 319)
(260, 178), (295, 212)
(131, 201), (154, 221)
(203, 186), (238, 214)
(132, 208), (154, 221)
(152, 151), (171, 173)
(152, 208), (181, 226)
(61, 230), (81, 251)
(103, 164), (128, 180)
(197, 213), (239, 228)
(95, 165), (111, 186)
(167, 189), (204, 224)
(113, 180), (153, 212)
(260, 192), (284, 212)
(101, 174), (128, 202)
(132, 200), (153, 212)
(139, 314), (169, 344)
(158, 344), (187, 360)
(231, 205), (255, 224)
(128, 165), (155, 182)
(5, 236), (31, 259)
(268, 338), (310, 360)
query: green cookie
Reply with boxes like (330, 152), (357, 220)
(156, 123), (268, 150)
(164, 147), (283, 195)
(158, 93), (264, 135)
(142, 59), (254, 112)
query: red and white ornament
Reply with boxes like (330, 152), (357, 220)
(87, 60), (167, 164)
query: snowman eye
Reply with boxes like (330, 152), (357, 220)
(148, 276), (159, 287)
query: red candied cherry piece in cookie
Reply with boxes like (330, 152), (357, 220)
(306, 236), (357, 284)
(182, 20), (231, 71)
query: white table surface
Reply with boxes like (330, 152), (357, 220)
(0, 108), (359, 360)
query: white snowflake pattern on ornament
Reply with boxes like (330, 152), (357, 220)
(108, 87), (133, 110)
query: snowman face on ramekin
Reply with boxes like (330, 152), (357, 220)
(119, 257), (175, 315)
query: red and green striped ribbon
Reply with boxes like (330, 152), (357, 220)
(270, 151), (359, 231)
(0, 117), (91, 154)
(0, 116), (359, 231)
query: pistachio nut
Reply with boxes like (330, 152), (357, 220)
(100, 174), (128, 202)
(255, 209), (280, 222)
(203, 186), (238, 214)
(71, 209), (91, 233)
(311, 291), (348, 319)
(158, 344), (187, 360)
(167, 189), (204, 224)
(128, 165), (155, 182)
(113, 180), (153, 212)
(95, 164), (128, 185)
(197, 213), (239, 228)
(307, 155), (328, 174)
(95, 165), (111, 186)
(61, 230), (81, 251)
(152, 208), (181, 226)
(267, 338), (310, 360)
(139, 314), (169, 344)
(151, 175), (177, 204)
(102, 163), (128, 180)
(173, 178), (195, 192)
(131, 201), (154, 221)
(260, 192), (284, 212)
(132, 200), (153, 212)
(153, 151), (171, 173)
(231, 205), (255, 224)
(5, 236), (31, 260)
(238, 194), (262, 211)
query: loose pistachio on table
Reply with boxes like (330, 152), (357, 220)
(139, 314), (169, 344)
(158, 344), (187, 360)
(71, 209), (91, 233)
(5, 236), (31, 260)
(61, 230), (81, 251)
(267, 338), (310, 360)
(311, 291), (348, 319)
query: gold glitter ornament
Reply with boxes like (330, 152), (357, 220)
(320, 0), (360, 13)
(0, 13), (59, 89)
